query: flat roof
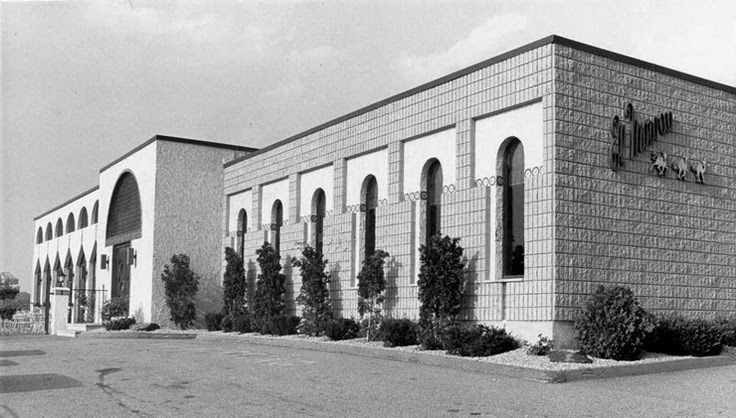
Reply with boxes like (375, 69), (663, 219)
(33, 185), (100, 221)
(224, 34), (736, 169)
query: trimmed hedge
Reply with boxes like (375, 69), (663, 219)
(443, 324), (519, 357)
(378, 318), (418, 347)
(646, 315), (723, 357)
(323, 317), (361, 341)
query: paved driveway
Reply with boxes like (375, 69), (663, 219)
(1, 335), (734, 417)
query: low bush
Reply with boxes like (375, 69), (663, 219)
(205, 312), (224, 331)
(0, 305), (18, 320)
(378, 318), (418, 347)
(131, 323), (160, 332)
(101, 297), (129, 321)
(646, 315), (722, 357)
(220, 315), (234, 333)
(717, 316), (736, 346)
(525, 334), (554, 356)
(267, 315), (300, 336)
(322, 317), (361, 341)
(232, 312), (253, 333)
(105, 317), (136, 331)
(443, 324), (519, 357)
(574, 285), (653, 360)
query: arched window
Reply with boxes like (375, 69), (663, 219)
(423, 159), (443, 246)
(36, 227), (43, 244)
(43, 258), (51, 306)
(34, 262), (42, 304)
(503, 139), (525, 276)
(78, 207), (89, 229)
(45, 223), (53, 241)
(66, 212), (76, 234)
(237, 209), (247, 259)
(311, 189), (326, 254)
(91, 201), (99, 224)
(55, 218), (64, 238)
(271, 200), (283, 253)
(106, 172), (142, 246)
(362, 176), (378, 259)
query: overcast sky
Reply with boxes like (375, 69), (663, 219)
(2, 0), (735, 291)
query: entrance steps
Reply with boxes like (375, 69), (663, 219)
(57, 323), (104, 337)
(57, 329), (80, 338)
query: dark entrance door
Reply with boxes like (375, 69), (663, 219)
(112, 243), (131, 301)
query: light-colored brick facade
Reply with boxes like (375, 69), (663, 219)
(224, 36), (735, 345)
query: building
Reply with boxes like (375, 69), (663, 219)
(32, 136), (254, 327)
(33, 36), (735, 345)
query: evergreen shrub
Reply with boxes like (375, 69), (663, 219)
(357, 250), (389, 340)
(161, 254), (200, 330)
(0, 306), (18, 320)
(220, 315), (234, 333)
(105, 317), (136, 331)
(378, 318), (418, 347)
(101, 297), (129, 321)
(292, 245), (332, 336)
(268, 315), (300, 336)
(252, 243), (286, 334)
(443, 324), (519, 357)
(646, 315), (723, 357)
(222, 247), (247, 317)
(205, 312), (224, 331)
(232, 311), (253, 333)
(322, 317), (361, 341)
(574, 285), (653, 360)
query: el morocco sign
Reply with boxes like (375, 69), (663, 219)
(610, 103), (673, 171)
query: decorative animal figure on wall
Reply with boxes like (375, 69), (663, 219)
(650, 152), (668, 177)
(689, 159), (706, 184)
(671, 157), (688, 181)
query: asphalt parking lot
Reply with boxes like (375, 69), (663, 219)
(1, 335), (735, 417)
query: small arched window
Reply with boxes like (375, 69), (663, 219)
(36, 227), (43, 244)
(91, 201), (99, 224)
(271, 200), (283, 253)
(45, 223), (53, 241)
(55, 218), (64, 238)
(362, 176), (378, 259)
(311, 189), (326, 254)
(237, 209), (247, 259)
(78, 207), (89, 229)
(502, 139), (525, 276)
(423, 159), (443, 246)
(66, 212), (76, 234)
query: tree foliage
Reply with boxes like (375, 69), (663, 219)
(252, 242), (286, 333)
(161, 254), (200, 330)
(292, 245), (332, 336)
(223, 247), (247, 317)
(417, 234), (467, 349)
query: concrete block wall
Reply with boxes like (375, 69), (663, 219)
(552, 44), (736, 322)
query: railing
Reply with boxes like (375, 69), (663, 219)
(67, 288), (108, 324)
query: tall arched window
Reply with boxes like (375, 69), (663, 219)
(34, 262), (42, 304)
(106, 172), (142, 246)
(36, 228), (43, 244)
(91, 201), (99, 224)
(271, 200), (283, 253)
(66, 212), (76, 234)
(45, 223), (52, 241)
(78, 207), (89, 229)
(237, 209), (247, 259)
(55, 218), (64, 238)
(312, 189), (326, 254)
(423, 159), (443, 246)
(503, 139), (525, 276)
(362, 176), (378, 259)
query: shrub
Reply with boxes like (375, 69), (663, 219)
(131, 323), (160, 332)
(220, 315), (234, 333)
(292, 245), (332, 336)
(101, 297), (129, 321)
(232, 312), (253, 333)
(357, 250), (389, 340)
(0, 305), (18, 320)
(161, 254), (200, 330)
(105, 317), (136, 331)
(322, 317), (361, 341)
(268, 315), (300, 336)
(417, 234), (467, 350)
(252, 242), (286, 334)
(717, 316), (736, 346)
(378, 318), (418, 347)
(525, 334), (554, 356)
(205, 312), (224, 331)
(574, 285), (653, 360)
(0, 286), (19, 300)
(223, 247), (247, 317)
(646, 315), (722, 357)
(443, 324), (519, 357)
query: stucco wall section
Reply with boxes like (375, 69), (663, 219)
(552, 44), (736, 321)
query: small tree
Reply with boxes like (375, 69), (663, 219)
(292, 245), (332, 336)
(357, 249), (389, 340)
(222, 247), (247, 317)
(252, 242), (286, 334)
(417, 234), (467, 349)
(161, 254), (200, 330)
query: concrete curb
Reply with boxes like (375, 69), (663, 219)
(77, 332), (197, 340)
(201, 333), (735, 383)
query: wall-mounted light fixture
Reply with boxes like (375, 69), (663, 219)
(100, 254), (109, 270)
(56, 269), (66, 285)
(126, 248), (137, 267)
